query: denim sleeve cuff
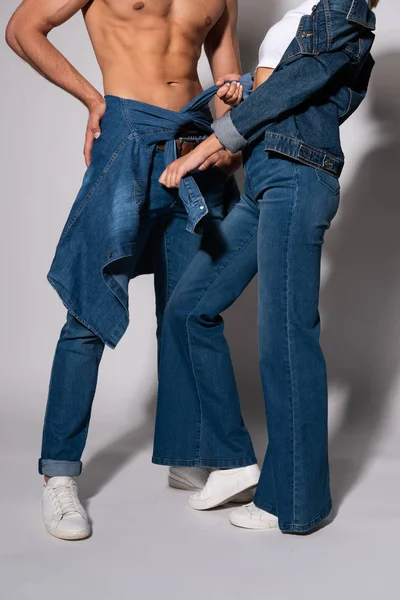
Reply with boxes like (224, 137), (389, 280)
(211, 112), (248, 154)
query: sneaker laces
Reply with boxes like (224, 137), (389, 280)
(49, 484), (85, 518)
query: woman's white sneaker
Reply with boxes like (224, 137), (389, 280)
(188, 464), (260, 510)
(169, 467), (211, 491)
(169, 467), (254, 503)
(229, 502), (279, 530)
(42, 476), (91, 540)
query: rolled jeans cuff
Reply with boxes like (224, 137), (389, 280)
(211, 112), (248, 154)
(38, 459), (82, 477)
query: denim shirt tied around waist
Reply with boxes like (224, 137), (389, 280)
(47, 76), (253, 349)
(213, 0), (376, 178)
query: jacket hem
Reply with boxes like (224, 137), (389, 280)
(263, 131), (344, 177)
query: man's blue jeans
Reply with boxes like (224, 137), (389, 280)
(154, 139), (340, 532)
(39, 148), (245, 477)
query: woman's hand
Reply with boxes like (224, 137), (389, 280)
(199, 149), (242, 176)
(159, 134), (223, 188)
(216, 74), (243, 107)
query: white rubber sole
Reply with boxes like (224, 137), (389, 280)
(45, 523), (91, 541)
(168, 475), (202, 492)
(188, 485), (257, 511)
(229, 504), (279, 530)
(169, 476), (254, 503)
(229, 513), (279, 530)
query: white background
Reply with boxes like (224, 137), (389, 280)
(1, 1), (400, 598)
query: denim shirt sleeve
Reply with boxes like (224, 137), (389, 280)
(212, 50), (353, 153)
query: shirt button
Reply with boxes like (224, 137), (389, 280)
(200, 205), (205, 210)
(108, 252), (113, 258)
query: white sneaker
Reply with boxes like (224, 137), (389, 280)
(169, 467), (211, 491)
(169, 467), (254, 503)
(229, 502), (279, 530)
(188, 464), (260, 511)
(42, 477), (91, 540)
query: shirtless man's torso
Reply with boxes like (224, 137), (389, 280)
(7, 0), (240, 162)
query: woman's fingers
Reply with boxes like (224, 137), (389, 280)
(233, 84), (244, 105)
(159, 165), (181, 188)
(159, 147), (212, 187)
(216, 73), (241, 86)
(225, 81), (239, 101)
(198, 153), (220, 171)
(167, 166), (176, 188)
(159, 169), (168, 186)
(217, 82), (243, 106)
(217, 82), (232, 99)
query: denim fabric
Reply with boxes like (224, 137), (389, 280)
(47, 79), (251, 350)
(212, 0), (375, 177)
(154, 139), (340, 532)
(39, 148), (239, 477)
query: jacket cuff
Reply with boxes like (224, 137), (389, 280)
(211, 112), (248, 153)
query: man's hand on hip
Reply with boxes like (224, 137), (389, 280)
(84, 99), (106, 167)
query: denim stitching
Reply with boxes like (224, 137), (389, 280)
(312, 5), (318, 55)
(47, 277), (109, 345)
(254, 496), (332, 532)
(264, 133), (343, 176)
(338, 87), (353, 120)
(121, 98), (134, 133)
(265, 132), (342, 163)
(346, 1), (375, 30)
(185, 226), (259, 462)
(324, 0), (332, 50)
(284, 161), (299, 525)
(314, 168), (341, 195)
(61, 135), (134, 239)
(121, 98), (159, 149)
(133, 179), (148, 209)
(164, 226), (172, 303)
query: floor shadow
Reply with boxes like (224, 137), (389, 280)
(79, 392), (157, 502)
(321, 51), (400, 511)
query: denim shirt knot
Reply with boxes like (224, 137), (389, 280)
(127, 73), (253, 233)
(47, 77), (251, 348)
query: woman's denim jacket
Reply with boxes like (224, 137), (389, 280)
(212, 0), (376, 177)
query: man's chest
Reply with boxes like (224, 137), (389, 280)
(101, 0), (227, 30)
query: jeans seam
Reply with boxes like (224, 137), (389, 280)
(185, 226), (259, 463)
(285, 161), (299, 526)
(164, 227), (171, 302)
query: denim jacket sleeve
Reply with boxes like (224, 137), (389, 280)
(212, 1), (376, 152)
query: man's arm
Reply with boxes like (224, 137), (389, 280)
(5, 0), (105, 165)
(204, 0), (241, 119)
